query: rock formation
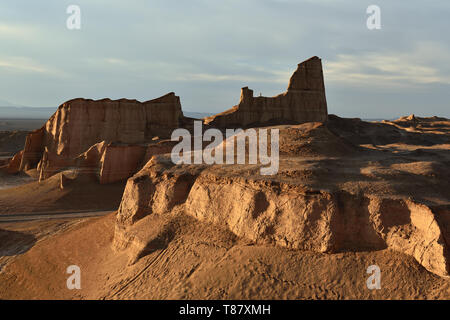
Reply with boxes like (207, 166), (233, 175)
(6, 150), (23, 174)
(19, 127), (44, 171)
(113, 153), (450, 277)
(2, 56), (450, 299)
(10, 57), (330, 184)
(205, 56), (328, 127)
(14, 93), (185, 182)
(112, 117), (450, 277)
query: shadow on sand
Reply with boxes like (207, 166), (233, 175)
(0, 229), (37, 257)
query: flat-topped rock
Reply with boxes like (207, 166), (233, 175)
(19, 93), (185, 180)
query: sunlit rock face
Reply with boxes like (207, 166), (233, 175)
(205, 56), (328, 128)
(17, 93), (184, 180)
(12, 57), (329, 183)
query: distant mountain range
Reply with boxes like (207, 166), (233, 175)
(0, 106), (56, 119)
(0, 106), (214, 120)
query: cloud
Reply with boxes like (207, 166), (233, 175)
(175, 70), (290, 84)
(104, 58), (127, 65)
(0, 56), (66, 76)
(0, 1), (448, 117)
(325, 42), (450, 88)
(0, 23), (35, 38)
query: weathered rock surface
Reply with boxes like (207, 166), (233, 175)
(113, 117), (450, 277)
(45, 94), (182, 157)
(205, 56), (328, 127)
(17, 127), (44, 171)
(6, 150), (23, 174)
(15, 93), (185, 181)
(98, 144), (147, 184)
(10, 57), (330, 184)
(113, 161), (449, 277)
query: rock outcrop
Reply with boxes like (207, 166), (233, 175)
(6, 150), (23, 174)
(19, 127), (44, 171)
(15, 93), (185, 182)
(113, 154), (450, 277)
(9, 57), (330, 183)
(112, 116), (450, 277)
(205, 56), (328, 127)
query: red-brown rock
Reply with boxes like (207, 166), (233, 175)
(205, 56), (328, 127)
(27, 93), (184, 181)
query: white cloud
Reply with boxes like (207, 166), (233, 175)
(175, 71), (289, 84)
(0, 56), (66, 76)
(0, 23), (36, 38)
(104, 58), (127, 65)
(324, 42), (450, 88)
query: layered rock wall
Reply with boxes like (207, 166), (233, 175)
(6, 150), (23, 174)
(41, 93), (182, 159)
(17, 93), (184, 181)
(19, 127), (44, 171)
(113, 161), (450, 277)
(205, 56), (328, 127)
(11, 57), (329, 183)
(99, 144), (147, 184)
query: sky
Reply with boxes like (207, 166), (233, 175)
(0, 0), (449, 119)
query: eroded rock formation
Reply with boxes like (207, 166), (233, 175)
(112, 118), (450, 277)
(10, 57), (330, 183)
(6, 150), (23, 174)
(205, 56), (328, 127)
(112, 154), (450, 277)
(15, 93), (185, 182)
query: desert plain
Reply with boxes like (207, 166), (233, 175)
(0, 57), (449, 300)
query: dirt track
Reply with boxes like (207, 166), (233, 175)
(0, 210), (113, 223)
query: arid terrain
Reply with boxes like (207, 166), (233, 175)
(0, 57), (449, 300)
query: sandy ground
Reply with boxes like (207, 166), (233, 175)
(0, 172), (34, 190)
(0, 218), (92, 274)
(0, 116), (448, 300)
(0, 170), (126, 214)
(0, 212), (448, 300)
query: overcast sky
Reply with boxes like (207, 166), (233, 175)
(0, 0), (449, 118)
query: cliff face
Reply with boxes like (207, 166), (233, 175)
(12, 57), (329, 182)
(111, 117), (450, 277)
(113, 153), (450, 277)
(205, 56), (328, 127)
(43, 93), (181, 158)
(18, 93), (184, 181)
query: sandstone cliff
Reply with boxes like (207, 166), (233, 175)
(113, 154), (450, 277)
(112, 118), (450, 277)
(205, 56), (328, 127)
(17, 93), (184, 181)
(10, 58), (330, 183)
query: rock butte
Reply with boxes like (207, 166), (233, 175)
(111, 116), (450, 277)
(8, 56), (328, 183)
(205, 56), (328, 127)
(4, 56), (450, 278)
(10, 93), (184, 183)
